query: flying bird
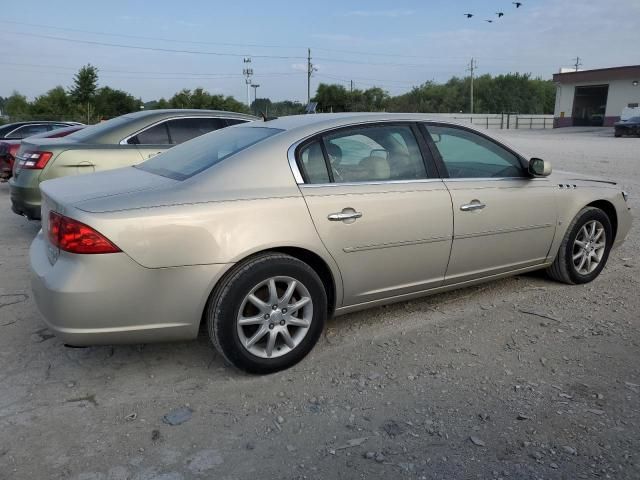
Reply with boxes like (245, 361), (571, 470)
(485, 19), (493, 23)
(513, 2), (523, 7)
(496, 12), (504, 17)
(464, 13), (474, 18)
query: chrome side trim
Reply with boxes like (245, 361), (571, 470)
(445, 177), (547, 183)
(343, 235), (451, 253)
(119, 115), (246, 145)
(300, 178), (444, 188)
(455, 223), (554, 240)
(287, 139), (305, 184)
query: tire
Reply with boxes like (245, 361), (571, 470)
(614, 133), (622, 138)
(205, 253), (327, 374)
(546, 207), (613, 285)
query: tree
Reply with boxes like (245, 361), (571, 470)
(70, 64), (99, 123)
(3, 91), (30, 119)
(94, 87), (141, 119)
(31, 87), (72, 119)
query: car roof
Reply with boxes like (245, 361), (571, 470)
(251, 112), (476, 133)
(57, 109), (258, 145)
(120, 109), (256, 121)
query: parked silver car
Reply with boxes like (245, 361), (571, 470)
(30, 113), (632, 373)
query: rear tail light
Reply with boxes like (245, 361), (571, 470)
(48, 211), (121, 254)
(8, 144), (19, 159)
(18, 150), (53, 169)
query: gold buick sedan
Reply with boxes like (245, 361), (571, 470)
(30, 113), (631, 373)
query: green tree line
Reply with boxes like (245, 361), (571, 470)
(0, 65), (555, 125)
(312, 73), (555, 114)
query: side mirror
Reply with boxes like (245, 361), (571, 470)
(528, 157), (552, 177)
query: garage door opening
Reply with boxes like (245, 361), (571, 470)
(572, 85), (609, 126)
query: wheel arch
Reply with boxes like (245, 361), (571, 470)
(200, 246), (339, 330)
(586, 199), (618, 242)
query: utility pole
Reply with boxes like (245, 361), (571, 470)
(467, 57), (476, 114)
(251, 84), (260, 115)
(307, 48), (317, 105)
(573, 56), (582, 72)
(243, 58), (253, 107)
(350, 80), (354, 93)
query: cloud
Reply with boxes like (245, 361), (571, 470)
(343, 10), (414, 18)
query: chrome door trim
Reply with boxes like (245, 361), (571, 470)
(454, 223), (554, 240)
(299, 178), (444, 188)
(445, 177), (548, 183)
(328, 211), (363, 221)
(343, 235), (452, 253)
(460, 201), (486, 211)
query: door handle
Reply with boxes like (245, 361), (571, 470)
(328, 210), (363, 221)
(460, 200), (486, 212)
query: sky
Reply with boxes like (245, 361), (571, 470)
(1, 0), (639, 104)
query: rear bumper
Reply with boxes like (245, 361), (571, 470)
(9, 178), (42, 219)
(30, 231), (231, 346)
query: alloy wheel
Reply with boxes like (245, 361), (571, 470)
(572, 220), (606, 275)
(236, 276), (313, 359)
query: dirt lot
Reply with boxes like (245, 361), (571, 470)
(0, 127), (638, 480)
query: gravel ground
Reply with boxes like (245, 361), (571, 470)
(0, 127), (638, 480)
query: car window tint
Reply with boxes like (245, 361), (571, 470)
(128, 122), (170, 145)
(298, 140), (330, 184)
(137, 126), (282, 180)
(427, 125), (525, 178)
(10, 124), (50, 139)
(167, 117), (226, 144)
(323, 125), (427, 183)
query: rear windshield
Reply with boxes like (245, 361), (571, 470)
(65, 115), (131, 141)
(136, 126), (282, 180)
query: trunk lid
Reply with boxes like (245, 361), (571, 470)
(39, 166), (177, 212)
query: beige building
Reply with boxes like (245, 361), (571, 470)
(553, 65), (640, 127)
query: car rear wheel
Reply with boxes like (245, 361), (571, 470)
(546, 206), (613, 284)
(206, 253), (327, 374)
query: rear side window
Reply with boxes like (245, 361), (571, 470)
(127, 122), (170, 145)
(298, 140), (330, 184)
(8, 124), (50, 139)
(137, 126), (282, 180)
(167, 117), (226, 144)
(322, 125), (427, 183)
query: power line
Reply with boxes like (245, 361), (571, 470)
(5, 31), (307, 60)
(1, 19), (467, 61)
(0, 61), (304, 78)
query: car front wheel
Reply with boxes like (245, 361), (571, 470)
(546, 206), (613, 284)
(206, 253), (327, 374)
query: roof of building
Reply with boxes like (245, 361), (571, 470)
(553, 65), (640, 84)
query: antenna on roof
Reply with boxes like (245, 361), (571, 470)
(260, 112), (278, 122)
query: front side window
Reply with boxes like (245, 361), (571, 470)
(127, 122), (170, 145)
(137, 126), (282, 180)
(427, 125), (525, 178)
(320, 125), (427, 183)
(166, 117), (226, 144)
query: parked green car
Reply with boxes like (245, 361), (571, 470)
(9, 109), (255, 219)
